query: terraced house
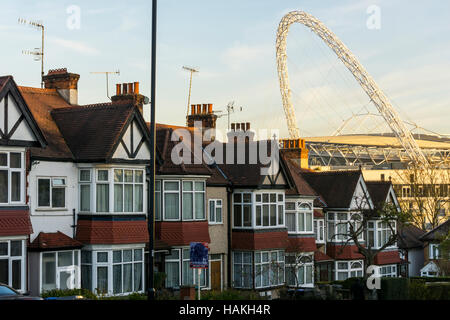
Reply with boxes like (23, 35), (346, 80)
(0, 68), (406, 298)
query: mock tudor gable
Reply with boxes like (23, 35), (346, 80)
(0, 76), (46, 148)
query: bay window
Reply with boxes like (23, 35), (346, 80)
(79, 168), (145, 214)
(81, 248), (144, 296)
(182, 249), (209, 288)
(327, 212), (364, 242)
(41, 250), (80, 292)
(286, 201), (313, 234)
(233, 251), (253, 288)
(377, 221), (395, 248)
(0, 151), (24, 204)
(165, 249), (180, 289)
(0, 239), (25, 291)
(254, 250), (284, 289)
(286, 254), (313, 287)
(336, 261), (363, 281)
(379, 265), (397, 277)
(255, 193), (284, 228)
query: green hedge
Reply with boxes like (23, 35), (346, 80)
(410, 276), (450, 283)
(201, 289), (263, 300)
(378, 278), (409, 300)
(41, 288), (98, 300)
(409, 280), (450, 300)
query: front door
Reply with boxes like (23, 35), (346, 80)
(210, 260), (221, 291)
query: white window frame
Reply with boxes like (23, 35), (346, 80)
(79, 169), (92, 212)
(40, 250), (81, 293)
(182, 180), (206, 221)
(327, 212), (364, 243)
(286, 253), (314, 287)
(0, 238), (26, 292)
(314, 219), (325, 243)
(429, 244), (440, 260)
(335, 260), (363, 281)
(163, 180), (181, 221)
(0, 151), (25, 205)
(254, 250), (285, 289)
(376, 221), (396, 249)
(81, 247), (145, 296)
(378, 264), (397, 278)
(209, 199), (223, 224)
(254, 192), (285, 229)
(286, 201), (313, 234)
(37, 177), (67, 210)
(181, 248), (209, 289)
(165, 248), (181, 289)
(232, 192), (253, 228)
(113, 169), (145, 213)
(232, 251), (253, 289)
(155, 180), (161, 221)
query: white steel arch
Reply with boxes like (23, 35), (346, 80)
(276, 10), (428, 165)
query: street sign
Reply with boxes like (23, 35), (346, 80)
(189, 242), (209, 269)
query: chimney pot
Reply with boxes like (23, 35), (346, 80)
(231, 123), (236, 131)
(191, 105), (196, 115)
(128, 83), (133, 94)
(196, 104), (202, 115)
(246, 122), (250, 131)
(208, 104), (213, 114)
(241, 123), (246, 131)
(134, 82), (139, 94)
(122, 83), (128, 94)
(202, 104), (207, 114)
(116, 84), (121, 96)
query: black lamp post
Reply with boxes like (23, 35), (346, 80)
(147, 0), (157, 301)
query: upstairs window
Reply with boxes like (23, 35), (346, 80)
(286, 201), (313, 234)
(233, 193), (252, 228)
(38, 177), (66, 209)
(79, 170), (92, 212)
(255, 192), (284, 228)
(209, 199), (223, 224)
(113, 169), (144, 213)
(0, 152), (24, 204)
(182, 181), (205, 221)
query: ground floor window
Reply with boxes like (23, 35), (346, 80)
(254, 250), (284, 289)
(335, 260), (363, 281)
(286, 253), (314, 287)
(41, 250), (80, 292)
(378, 264), (397, 278)
(164, 248), (209, 289)
(233, 251), (253, 289)
(0, 239), (25, 291)
(81, 246), (144, 296)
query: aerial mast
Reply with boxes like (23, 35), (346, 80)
(90, 70), (121, 100)
(19, 18), (45, 88)
(183, 66), (199, 125)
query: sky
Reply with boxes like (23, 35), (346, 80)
(0, 0), (449, 138)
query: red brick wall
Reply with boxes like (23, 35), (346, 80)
(76, 220), (149, 244)
(286, 237), (317, 253)
(374, 250), (401, 265)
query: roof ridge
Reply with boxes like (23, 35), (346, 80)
(52, 102), (132, 113)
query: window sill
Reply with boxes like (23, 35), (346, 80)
(35, 208), (69, 212)
(209, 222), (224, 226)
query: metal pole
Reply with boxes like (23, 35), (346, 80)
(41, 25), (44, 89)
(147, 0), (157, 301)
(197, 269), (201, 300)
(186, 71), (193, 125)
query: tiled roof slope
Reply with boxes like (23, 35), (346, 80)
(302, 170), (361, 208)
(0, 210), (33, 236)
(420, 219), (450, 242)
(18, 86), (74, 159)
(397, 223), (426, 249)
(52, 103), (134, 161)
(366, 181), (392, 207)
(155, 124), (214, 177)
(282, 156), (318, 197)
(29, 231), (83, 250)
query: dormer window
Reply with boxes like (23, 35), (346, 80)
(0, 151), (24, 205)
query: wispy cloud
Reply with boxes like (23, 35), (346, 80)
(49, 37), (100, 56)
(221, 43), (272, 71)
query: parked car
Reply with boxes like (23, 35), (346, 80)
(0, 283), (43, 300)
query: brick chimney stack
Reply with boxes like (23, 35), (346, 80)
(111, 82), (146, 114)
(281, 138), (309, 169)
(227, 122), (255, 143)
(43, 68), (80, 105)
(187, 103), (218, 131)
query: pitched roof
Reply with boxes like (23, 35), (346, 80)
(51, 103), (135, 161)
(397, 223), (426, 249)
(29, 232), (83, 251)
(314, 250), (333, 262)
(19, 86), (74, 159)
(326, 244), (364, 260)
(366, 181), (392, 207)
(155, 124), (213, 176)
(302, 170), (362, 208)
(282, 157), (317, 197)
(0, 209), (33, 236)
(0, 75), (12, 92)
(420, 219), (450, 242)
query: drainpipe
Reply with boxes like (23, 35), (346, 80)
(72, 208), (76, 238)
(226, 185), (233, 289)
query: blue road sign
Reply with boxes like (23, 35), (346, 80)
(190, 242), (209, 269)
